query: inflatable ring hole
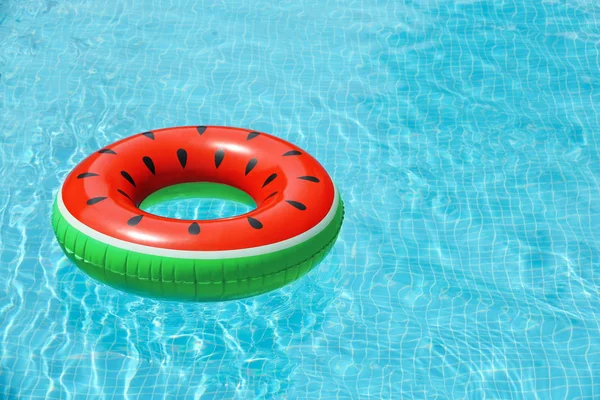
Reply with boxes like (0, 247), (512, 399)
(139, 182), (256, 221)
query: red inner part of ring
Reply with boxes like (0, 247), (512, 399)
(61, 126), (335, 251)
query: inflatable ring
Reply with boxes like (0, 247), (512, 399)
(51, 126), (344, 301)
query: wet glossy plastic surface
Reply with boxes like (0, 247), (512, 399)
(60, 126), (336, 251)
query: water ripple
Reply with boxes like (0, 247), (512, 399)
(1, 0), (600, 398)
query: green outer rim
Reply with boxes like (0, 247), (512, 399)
(51, 194), (344, 302)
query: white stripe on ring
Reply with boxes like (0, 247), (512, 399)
(56, 185), (340, 259)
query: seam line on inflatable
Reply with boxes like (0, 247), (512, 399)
(57, 206), (344, 285)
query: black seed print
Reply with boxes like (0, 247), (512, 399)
(127, 215), (144, 226)
(142, 131), (155, 140)
(77, 172), (99, 179)
(117, 189), (133, 202)
(86, 197), (107, 205)
(188, 222), (200, 235)
(215, 149), (225, 168)
(245, 158), (258, 175)
(283, 150), (302, 156)
(262, 173), (277, 188)
(121, 171), (136, 187)
(263, 192), (278, 201)
(98, 148), (116, 154)
(286, 200), (307, 210)
(142, 156), (156, 175)
(197, 126), (207, 135)
(247, 217), (263, 229)
(297, 176), (320, 183)
(177, 149), (188, 168)
(247, 131), (260, 140)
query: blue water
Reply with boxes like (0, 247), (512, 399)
(1, 0), (600, 398)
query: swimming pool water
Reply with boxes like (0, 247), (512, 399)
(1, 0), (600, 398)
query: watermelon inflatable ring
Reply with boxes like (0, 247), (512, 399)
(51, 126), (344, 301)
